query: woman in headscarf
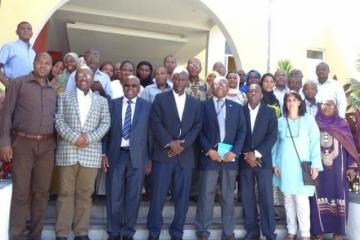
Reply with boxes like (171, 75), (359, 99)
(51, 52), (79, 94)
(261, 73), (281, 118)
(240, 69), (261, 93)
(225, 71), (246, 105)
(136, 61), (153, 88)
(310, 98), (359, 240)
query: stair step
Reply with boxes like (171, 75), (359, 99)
(45, 199), (286, 221)
(42, 224), (288, 240)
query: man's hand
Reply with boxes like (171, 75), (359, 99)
(311, 168), (319, 180)
(207, 149), (222, 162)
(90, 81), (106, 97)
(75, 133), (88, 148)
(101, 155), (109, 173)
(244, 152), (257, 167)
(273, 167), (280, 177)
(167, 150), (177, 158)
(145, 160), (152, 175)
(223, 151), (236, 162)
(347, 169), (356, 182)
(0, 146), (13, 162)
(169, 140), (185, 155)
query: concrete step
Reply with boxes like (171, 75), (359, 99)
(42, 223), (288, 240)
(43, 199), (289, 239)
(45, 198), (286, 222)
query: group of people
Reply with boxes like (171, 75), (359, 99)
(0, 21), (359, 240)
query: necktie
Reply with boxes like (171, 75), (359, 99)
(217, 99), (225, 142)
(123, 100), (132, 140)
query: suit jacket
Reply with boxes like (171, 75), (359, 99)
(151, 90), (202, 168)
(102, 97), (152, 168)
(199, 98), (246, 170)
(240, 103), (278, 169)
(55, 90), (111, 168)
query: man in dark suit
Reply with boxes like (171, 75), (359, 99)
(147, 67), (202, 240)
(102, 75), (152, 240)
(240, 84), (278, 240)
(195, 77), (246, 240)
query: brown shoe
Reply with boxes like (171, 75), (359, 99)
(286, 234), (296, 240)
(333, 235), (343, 240)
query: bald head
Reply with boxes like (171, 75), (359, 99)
(302, 81), (318, 101)
(213, 61), (226, 76)
(35, 52), (52, 62)
(123, 75), (140, 99)
(33, 52), (52, 79)
(316, 62), (330, 83)
(274, 69), (287, 89)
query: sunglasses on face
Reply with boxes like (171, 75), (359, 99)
(124, 84), (138, 88)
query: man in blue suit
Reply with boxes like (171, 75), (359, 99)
(102, 75), (152, 240)
(195, 76), (246, 240)
(240, 84), (278, 240)
(147, 67), (202, 240)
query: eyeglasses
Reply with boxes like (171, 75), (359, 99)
(124, 84), (139, 88)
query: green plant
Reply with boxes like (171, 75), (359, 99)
(277, 59), (293, 74)
(277, 59), (293, 75)
(347, 78), (360, 109)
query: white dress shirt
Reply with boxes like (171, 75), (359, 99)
(110, 79), (124, 99)
(315, 78), (347, 118)
(273, 86), (288, 113)
(173, 90), (186, 121)
(76, 88), (92, 128)
(121, 97), (137, 147)
(248, 103), (262, 158)
(304, 99), (319, 117)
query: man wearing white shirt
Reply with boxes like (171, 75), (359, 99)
(273, 69), (288, 112)
(102, 76), (152, 240)
(65, 48), (113, 98)
(55, 66), (110, 240)
(314, 62), (347, 118)
(240, 84), (278, 240)
(147, 67), (202, 240)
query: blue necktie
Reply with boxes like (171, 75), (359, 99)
(123, 100), (132, 140)
(217, 99), (225, 142)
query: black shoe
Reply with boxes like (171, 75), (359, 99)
(107, 236), (120, 240)
(241, 233), (260, 240)
(74, 236), (90, 240)
(122, 237), (134, 240)
(147, 237), (159, 240)
(56, 237), (68, 240)
(197, 236), (209, 240)
(170, 237), (183, 240)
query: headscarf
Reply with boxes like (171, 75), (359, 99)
(315, 99), (359, 163)
(63, 52), (79, 63)
(240, 69), (261, 93)
(136, 61), (153, 88)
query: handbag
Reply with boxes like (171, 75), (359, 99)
(286, 117), (318, 186)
